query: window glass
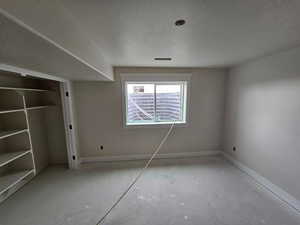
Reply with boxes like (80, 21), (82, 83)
(127, 83), (154, 123)
(156, 84), (182, 122)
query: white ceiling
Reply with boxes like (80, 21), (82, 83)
(1, 0), (300, 80)
(61, 0), (300, 67)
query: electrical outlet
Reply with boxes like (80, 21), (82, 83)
(233, 146), (236, 152)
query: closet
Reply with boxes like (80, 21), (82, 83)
(0, 69), (71, 203)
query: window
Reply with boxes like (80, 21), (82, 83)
(125, 81), (187, 126)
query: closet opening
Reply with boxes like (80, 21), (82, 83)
(0, 69), (76, 203)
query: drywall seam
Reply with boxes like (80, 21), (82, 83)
(222, 152), (300, 213)
(80, 150), (221, 163)
(0, 8), (112, 81)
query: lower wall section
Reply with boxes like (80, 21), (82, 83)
(80, 150), (220, 163)
(223, 46), (300, 203)
(222, 152), (300, 213)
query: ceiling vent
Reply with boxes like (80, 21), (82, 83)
(154, 58), (172, 61)
(175, 19), (186, 26)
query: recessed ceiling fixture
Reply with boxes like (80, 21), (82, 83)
(154, 58), (172, 61)
(175, 19), (186, 26)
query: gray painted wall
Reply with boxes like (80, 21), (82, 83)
(73, 67), (226, 158)
(223, 47), (300, 200)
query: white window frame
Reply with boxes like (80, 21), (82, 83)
(121, 73), (191, 128)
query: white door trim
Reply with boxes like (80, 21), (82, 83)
(60, 81), (79, 169)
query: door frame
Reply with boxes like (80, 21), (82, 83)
(0, 63), (79, 169)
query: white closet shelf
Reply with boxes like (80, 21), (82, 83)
(27, 105), (54, 111)
(0, 86), (51, 92)
(0, 170), (34, 195)
(0, 129), (28, 139)
(0, 105), (54, 113)
(0, 107), (24, 114)
(0, 150), (31, 167)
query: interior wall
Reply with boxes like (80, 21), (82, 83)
(44, 82), (68, 165)
(223, 46), (300, 200)
(73, 67), (227, 158)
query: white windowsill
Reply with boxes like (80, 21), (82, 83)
(125, 121), (188, 129)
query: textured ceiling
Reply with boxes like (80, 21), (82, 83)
(61, 0), (300, 67)
(1, 0), (300, 79)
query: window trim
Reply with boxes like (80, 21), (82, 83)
(125, 81), (187, 125)
(121, 73), (191, 128)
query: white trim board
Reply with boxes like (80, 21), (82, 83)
(60, 81), (79, 169)
(80, 150), (221, 164)
(0, 63), (67, 82)
(222, 152), (300, 213)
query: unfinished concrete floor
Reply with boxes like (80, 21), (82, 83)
(0, 156), (299, 225)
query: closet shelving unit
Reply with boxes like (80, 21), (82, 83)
(0, 86), (54, 202)
(0, 65), (78, 204)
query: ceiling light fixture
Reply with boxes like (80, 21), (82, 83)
(175, 19), (186, 26)
(154, 58), (172, 61)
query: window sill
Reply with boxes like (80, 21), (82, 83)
(124, 121), (188, 129)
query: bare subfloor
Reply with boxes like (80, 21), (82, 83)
(0, 156), (299, 225)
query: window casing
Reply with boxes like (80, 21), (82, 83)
(125, 81), (187, 126)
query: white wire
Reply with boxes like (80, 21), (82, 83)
(95, 122), (175, 225)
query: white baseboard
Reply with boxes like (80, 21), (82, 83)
(80, 150), (221, 164)
(222, 152), (300, 213)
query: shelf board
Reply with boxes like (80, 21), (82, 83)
(0, 170), (34, 195)
(0, 150), (31, 167)
(27, 105), (54, 111)
(0, 86), (51, 92)
(0, 107), (24, 114)
(0, 129), (28, 140)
